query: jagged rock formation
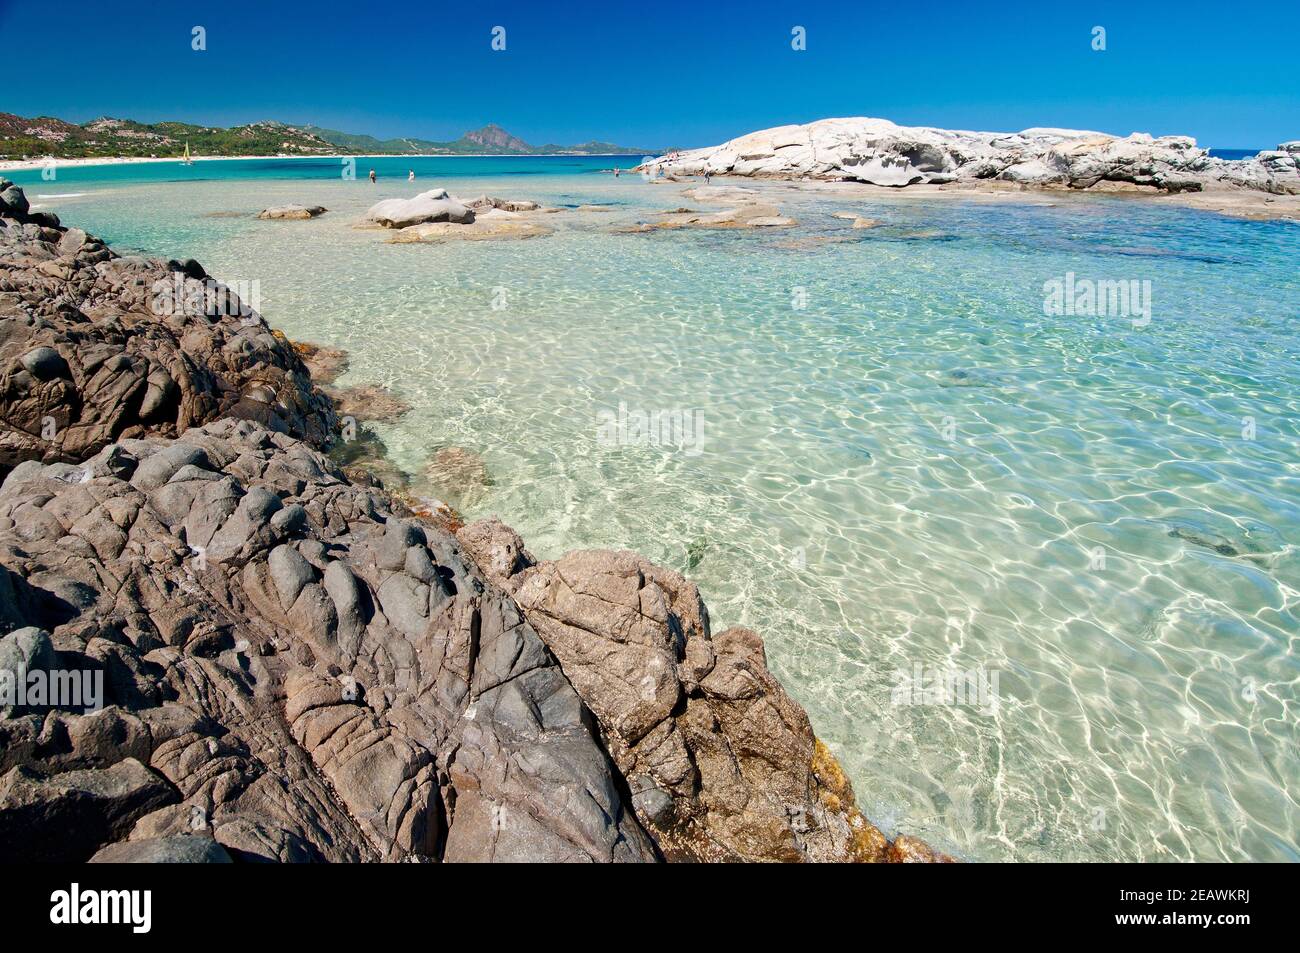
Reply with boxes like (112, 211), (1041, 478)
(641, 117), (1300, 195)
(0, 182), (948, 863)
(0, 419), (657, 862)
(0, 178), (336, 479)
(457, 521), (904, 861)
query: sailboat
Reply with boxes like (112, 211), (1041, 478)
(181, 141), (193, 166)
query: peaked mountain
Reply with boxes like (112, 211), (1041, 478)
(302, 122), (651, 156)
(462, 123), (532, 151)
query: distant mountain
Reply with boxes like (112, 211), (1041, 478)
(294, 125), (446, 156)
(462, 123), (532, 151)
(302, 122), (652, 156)
(0, 112), (653, 159)
(537, 139), (656, 156)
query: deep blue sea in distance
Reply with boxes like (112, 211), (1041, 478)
(1208, 148), (1266, 160)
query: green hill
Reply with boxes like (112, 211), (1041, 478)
(0, 115), (337, 159)
(0, 112), (654, 160)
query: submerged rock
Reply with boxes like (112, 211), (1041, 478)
(292, 340), (350, 386)
(328, 383), (411, 423)
(624, 203), (797, 232)
(329, 423), (410, 491)
(257, 205), (327, 220)
(422, 446), (491, 506)
(830, 211), (884, 229)
(772, 234), (863, 250)
(683, 185), (759, 203)
(886, 833), (955, 863)
(1164, 514), (1283, 564)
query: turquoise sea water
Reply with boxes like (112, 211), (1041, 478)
(11, 156), (1298, 862)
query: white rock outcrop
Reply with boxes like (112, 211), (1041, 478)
(641, 118), (1300, 195)
(360, 188), (474, 228)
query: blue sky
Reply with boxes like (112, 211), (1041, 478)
(1, 0), (1295, 149)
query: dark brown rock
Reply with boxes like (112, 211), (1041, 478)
(0, 420), (654, 863)
(0, 758), (177, 863)
(0, 184), (337, 479)
(90, 833), (233, 863)
(458, 520), (945, 862)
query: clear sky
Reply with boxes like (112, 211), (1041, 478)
(1, 0), (1295, 150)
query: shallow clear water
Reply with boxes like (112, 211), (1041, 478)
(14, 157), (1299, 861)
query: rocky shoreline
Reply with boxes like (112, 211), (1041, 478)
(0, 178), (950, 863)
(640, 117), (1300, 220)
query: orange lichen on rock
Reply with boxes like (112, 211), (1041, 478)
(291, 339), (350, 386)
(886, 833), (957, 863)
(812, 738), (956, 863)
(391, 489), (465, 534)
(812, 738), (888, 862)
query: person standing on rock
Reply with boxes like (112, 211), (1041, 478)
(369, 169), (377, 184)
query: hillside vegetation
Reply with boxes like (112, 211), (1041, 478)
(0, 114), (650, 159)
